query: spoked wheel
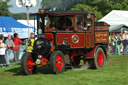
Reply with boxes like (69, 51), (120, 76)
(88, 47), (105, 69)
(21, 52), (37, 75)
(50, 51), (65, 74)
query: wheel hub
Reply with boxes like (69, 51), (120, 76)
(36, 59), (41, 64)
(27, 56), (35, 71)
(97, 51), (103, 66)
(56, 56), (63, 70)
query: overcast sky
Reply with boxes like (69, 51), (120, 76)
(8, 0), (42, 13)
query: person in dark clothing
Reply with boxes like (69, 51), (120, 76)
(122, 31), (128, 55)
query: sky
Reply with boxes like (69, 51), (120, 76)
(8, 0), (42, 13)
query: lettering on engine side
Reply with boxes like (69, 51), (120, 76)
(95, 32), (109, 43)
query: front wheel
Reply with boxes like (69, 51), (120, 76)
(50, 51), (65, 74)
(88, 47), (105, 69)
(21, 52), (37, 75)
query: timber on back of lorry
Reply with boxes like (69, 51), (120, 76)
(21, 9), (109, 75)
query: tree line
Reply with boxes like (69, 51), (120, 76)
(41, 0), (128, 21)
(1, 0), (128, 21)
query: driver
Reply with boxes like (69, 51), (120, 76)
(25, 33), (36, 52)
(77, 22), (87, 31)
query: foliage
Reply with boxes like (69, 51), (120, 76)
(10, 13), (34, 20)
(71, 4), (103, 21)
(71, 0), (128, 21)
(0, 0), (11, 16)
(122, 0), (128, 10)
(10, 13), (27, 20)
(40, 0), (128, 21)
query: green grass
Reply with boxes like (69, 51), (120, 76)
(0, 55), (128, 85)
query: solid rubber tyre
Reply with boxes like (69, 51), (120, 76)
(88, 47), (105, 69)
(50, 51), (65, 74)
(21, 52), (37, 75)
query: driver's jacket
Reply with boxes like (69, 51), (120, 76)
(26, 38), (36, 52)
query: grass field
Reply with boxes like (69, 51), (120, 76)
(0, 55), (128, 85)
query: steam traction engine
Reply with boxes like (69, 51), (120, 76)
(21, 10), (109, 75)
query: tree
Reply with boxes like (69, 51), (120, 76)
(72, 0), (128, 21)
(11, 13), (34, 20)
(0, 0), (11, 16)
(71, 4), (103, 21)
(121, 0), (128, 10)
(41, 0), (128, 21)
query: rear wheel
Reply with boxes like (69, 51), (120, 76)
(88, 47), (105, 69)
(21, 52), (37, 75)
(50, 51), (65, 74)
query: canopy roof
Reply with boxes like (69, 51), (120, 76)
(99, 10), (128, 26)
(99, 10), (128, 32)
(109, 24), (128, 32)
(0, 16), (34, 38)
(0, 16), (29, 32)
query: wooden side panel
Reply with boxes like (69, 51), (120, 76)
(56, 33), (85, 48)
(95, 27), (109, 31)
(86, 33), (90, 48)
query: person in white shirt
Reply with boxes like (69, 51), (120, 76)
(0, 34), (7, 67)
(122, 31), (128, 55)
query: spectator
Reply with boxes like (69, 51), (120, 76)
(5, 34), (15, 66)
(0, 34), (6, 67)
(109, 34), (112, 53)
(12, 33), (23, 63)
(122, 31), (128, 55)
(111, 32), (117, 54)
(119, 33), (124, 52)
(116, 33), (122, 55)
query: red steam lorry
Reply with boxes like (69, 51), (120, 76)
(21, 10), (109, 75)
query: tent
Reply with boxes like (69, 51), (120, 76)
(0, 16), (34, 38)
(17, 20), (37, 29)
(99, 10), (128, 32)
(109, 24), (128, 32)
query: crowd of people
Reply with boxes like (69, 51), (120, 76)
(0, 33), (23, 67)
(0, 33), (35, 67)
(109, 31), (128, 55)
